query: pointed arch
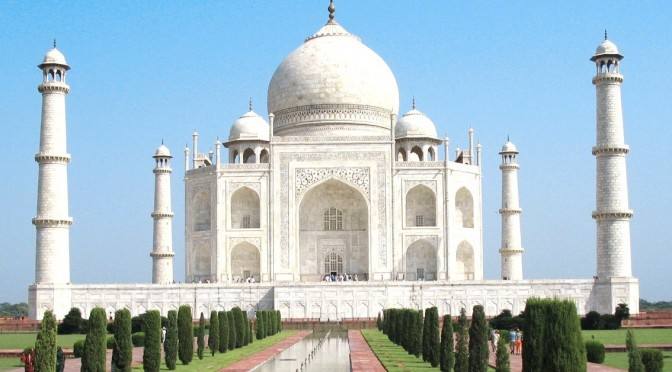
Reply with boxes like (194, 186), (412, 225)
(405, 239), (437, 281)
(230, 242), (260, 282)
(455, 187), (474, 228)
(231, 187), (260, 228)
(406, 184), (436, 227)
(410, 146), (423, 161)
(427, 147), (436, 161)
(243, 148), (256, 163)
(193, 191), (211, 231)
(456, 241), (475, 280)
(259, 149), (269, 163)
(397, 148), (407, 162)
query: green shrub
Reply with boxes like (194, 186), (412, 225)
(131, 315), (144, 334)
(581, 311), (602, 330)
(265, 310), (272, 337)
(585, 340), (605, 363)
(615, 304), (630, 325)
(495, 331), (510, 372)
(35, 310), (57, 372)
(72, 340), (85, 358)
(600, 314), (620, 330)
(208, 311), (219, 356)
(426, 307), (440, 367)
(440, 314), (454, 372)
(112, 309), (132, 372)
(468, 305), (489, 372)
(218, 311), (229, 353)
(640, 349), (663, 372)
(58, 307), (84, 335)
(132, 332), (145, 347)
(227, 311), (236, 350)
(232, 307), (245, 348)
(143, 310), (162, 372)
(249, 321), (254, 344)
(377, 312), (382, 331)
(106, 336), (115, 350)
(177, 305), (193, 365)
(197, 312), (205, 360)
(627, 330), (645, 372)
(415, 310), (424, 358)
(256, 311), (265, 340)
(164, 311), (178, 370)
(455, 308), (469, 372)
(81, 307), (107, 372)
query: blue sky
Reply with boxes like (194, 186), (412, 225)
(1, 1), (670, 303)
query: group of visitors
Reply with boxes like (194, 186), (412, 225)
(21, 347), (65, 372)
(323, 273), (359, 282)
(509, 328), (523, 354)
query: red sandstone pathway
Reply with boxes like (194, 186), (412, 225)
(219, 330), (311, 372)
(348, 330), (385, 372)
(488, 351), (625, 372)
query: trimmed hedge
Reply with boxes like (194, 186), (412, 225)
(495, 331), (510, 372)
(227, 311), (236, 350)
(208, 311), (219, 356)
(440, 314), (454, 372)
(106, 336), (115, 350)
(218, 311), (229, 353)
(640, 349), (663, 372)
(112, 309), (133, 372)
(58, 307), (84, 335)
(143, 310), (162, 372)
(177, 305), (193, 365)
(585, 340), (605, 364)
(232, 307), (245, 348)
(164, 311), (178, 370)
(455, 308), (469, 372)
(197, 312), (205, 360)
(468, 305), (489, 372)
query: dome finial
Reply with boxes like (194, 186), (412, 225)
(53, 39), (56, 48)
(604, 29), (608, 40)
(328, 0), (335, 22)
(412, 96), (416, 110)
(248, 97), (253, 111)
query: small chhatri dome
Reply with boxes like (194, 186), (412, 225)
(395, 103), (438, 139)
(228, 108), (270, 142)
(592, 33), (622, 61)
(500, 140), (518, 154)
(154, 144), (172, 158)
(40, 47), (69, 69)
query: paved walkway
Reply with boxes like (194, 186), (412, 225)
(7, 347), (144, 372)
(347, 330), (385, 372)
(219, 330), (311, 372)
(488, 351), (625, 372)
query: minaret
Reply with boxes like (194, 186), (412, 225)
(33, 44), (72, 285)
(151, 143), (175, 284)
(591, 34), (633, 279)
(499, 139), (523, 280)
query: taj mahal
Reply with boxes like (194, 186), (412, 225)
(29, 3), (639, 320)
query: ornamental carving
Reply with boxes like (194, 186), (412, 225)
(229, 237), (261, 250)
(273, 103), (391, 130)
(295, 167), (369, 199)
(229, 182), (261, 196)
(404, 235), (439, 249)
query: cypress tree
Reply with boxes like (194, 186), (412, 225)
(414, 310), (424, 358)
(249, 322), (254, 344)
(34, 310), (57, 372)
(227, 311), (236, 350)
(522, 299), (545, 372)
(81, 307), (107, 372)
(495, 331), (510, 372)
(422, 308), (431, 361)
(272, 311), (279, 335)
(626, 330), (644, 372)
(218, 311), (228, 353)
(208, 310), (219, 356)
(542, 300), (585, 372)
(242, 315), (249, 346)
(177, 305), (193, 365)
(468, 305), (488, 372)
(265, 311), (272, 337)
(405, 310), (415, 354)
(395, 310), (404, 346)
(455, 308), (469, 372)
(256, 312), (264, 340)
(196, 313), (205, 359)
(143, 310), (161, 372)
(277, 310), (282, 332)
(232, 307), (245, 348)
(377, 312), (382, 331)
(427, 307), (441, 367)
(164, 310), (178, 370)
(112, 309), (132, 372)
(440, 314), (454, 372)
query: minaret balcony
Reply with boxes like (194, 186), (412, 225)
(32, 217), (73, 227)
(592, 145), (629, 156)
(498, 208), (522, 215)
(592, 210), (633, 220)
(35, 153), (71, 164)
(592, 73), (623, 84)
(38, 82), (70, 94)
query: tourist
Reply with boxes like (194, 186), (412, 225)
(509, 329), (517, 354)
(161, 326), (167, 343)
(354, 274), (358, 281)
(515, 330), (523, 355)
(56, 346), (65, 372)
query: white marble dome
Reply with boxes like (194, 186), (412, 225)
(267, 20), (399, 136)
(500, 141), (518, 154)
(229, 110), (270, 142)
(41, 48), (69, 67)
(595, 39), (620, 56)
(395, 108), (438, 139)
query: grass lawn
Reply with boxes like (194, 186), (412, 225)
(131, 330), (296, 371)
(0, 357), (24, 372)
(0, 333), (84, 350)
(603, 351), (672, 372)
(361, 329), (440, 372)
(581, 328), (672, 345)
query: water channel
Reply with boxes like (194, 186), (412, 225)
(253, 327), (351, 372)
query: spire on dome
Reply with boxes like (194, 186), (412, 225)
(604, 29), (608, 40)
(412, 96), (416, 110)
(328, 0), (336, 23)
(249, 97), (253, 112)
(53, 39), (56, 48)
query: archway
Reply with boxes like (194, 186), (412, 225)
(410, 146), (423, 161)
(397, 148), (407, 161)
(259, 149), (269, 163)
(243, 148), (256, 163)
(456, 241), (474, 280)
(299, 179), (369, 281)
(230, 242), (260, 282)
(406, 185), (436, 227)
(193, 192), (211, 232)
(231, 187), (260, 228)
(405, 240), (437, 281)
(455, 187), (474, 228)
